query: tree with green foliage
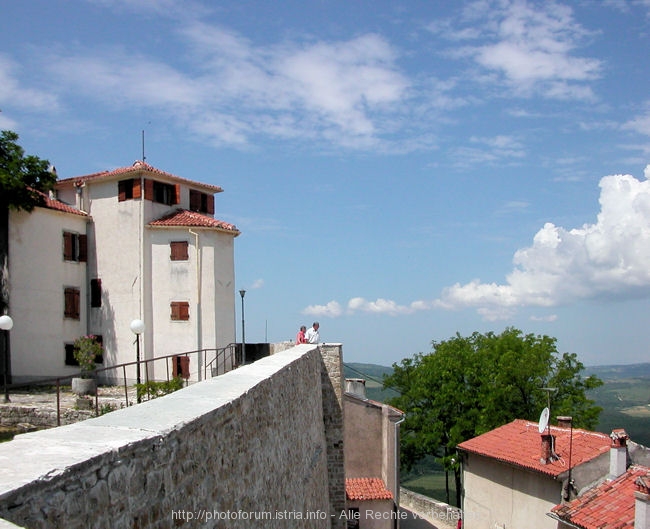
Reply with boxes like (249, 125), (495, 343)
(0, 130), (56, 380)
(383, 327), (603, 507)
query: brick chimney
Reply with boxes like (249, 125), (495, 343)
(557, 416), (573, 428)
(609, 429), (629, 479)
(540, 434), (556, 464)
(635, 474), (650, 529)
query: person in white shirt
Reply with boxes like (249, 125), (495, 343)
(305, 322), (320, 344)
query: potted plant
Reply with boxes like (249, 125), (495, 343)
(71, 335), (102, 396)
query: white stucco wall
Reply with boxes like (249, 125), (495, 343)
(9, 167), (237, 384)
(9, 207), (88, 380)
(462, 454), (561, 529)
(84, 179), (143, 381)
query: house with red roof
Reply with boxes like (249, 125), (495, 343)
(344, 378), (405, 529)
(7, 160), (239, 382)
(457, 418), (613, 529)
(458, 417), (650, 529)
(549, 464), (650, 529)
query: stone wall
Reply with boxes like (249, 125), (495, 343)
(400, 488), (460, 529)
(0, 344), (345, 529)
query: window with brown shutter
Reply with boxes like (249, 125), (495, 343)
(170, 301), (190, 321)
(64, 287), (81, 319)
(118, 179), (137, 201)
(189, 189), (201, 212)
(63, 232), (86, 262)
(170, 241), (189, 261)
(90, 278), (102, 307)
(189, 189), (214, 214)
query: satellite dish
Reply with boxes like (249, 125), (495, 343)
(538, 407), (550, 433)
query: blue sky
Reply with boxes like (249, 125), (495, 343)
(2, 0), (650, 368)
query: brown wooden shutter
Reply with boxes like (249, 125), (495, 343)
(133, 178), (142, 199)
(170, 301), (190, 321)
(207, 194), (214, 215)
(63, 232), (73, 260)
(170, 241), (189, 261)
(118, 181), (127, 202)
(64, 287), (80, 319)
(144, 179), (154, 201)
(78, 234), (87, 262)
(173, 184), (181, 205)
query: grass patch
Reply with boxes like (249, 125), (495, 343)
(402, 472), (458, 506)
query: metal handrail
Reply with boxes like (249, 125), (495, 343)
(4, 345), (238, 426)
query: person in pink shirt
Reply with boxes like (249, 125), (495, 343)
(296, 325), (307, 344)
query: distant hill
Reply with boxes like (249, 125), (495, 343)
(344, 361), (650, 447)
(343, 362), (400, 402)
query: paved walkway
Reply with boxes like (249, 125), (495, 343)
(3, 383), (139, 411)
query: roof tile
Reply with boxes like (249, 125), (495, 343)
(149, 209), (239, 234)
(346, 478), (394, 501)
(457, 419), (611, 477)
(550, 465), (650, 529)
(57, 160), (223, 193)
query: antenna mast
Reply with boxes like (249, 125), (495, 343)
(142, 130), (146, 162)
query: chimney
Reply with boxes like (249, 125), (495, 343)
(540, 434), (556, 464)
(609, 429), (629, 479)
(345, 378), (367, 399)
(557, 416), (573, 428)
(635, 474), (650, 529)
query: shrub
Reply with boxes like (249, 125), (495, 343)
(73, 335), (102, 378)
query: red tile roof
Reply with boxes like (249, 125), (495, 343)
(57, 161), (223, 193)
(457, 419), (611, 477)
(33, 189), (88, 217)
(550, 465), (650, 529)
(149, 209), (239, 234)
(346, 478), (394, 501)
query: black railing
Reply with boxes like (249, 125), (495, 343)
(5, 344), (238, 426)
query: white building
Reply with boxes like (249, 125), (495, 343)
(8, 161), (239, 383)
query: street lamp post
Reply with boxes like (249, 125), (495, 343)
(0, 315), (14, 403)
(130, 319), (145, 403)
(239, 289), (246, 365)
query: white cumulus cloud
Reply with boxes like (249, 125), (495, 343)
(303, 301), (343, 318)
(437, 167), (650, 319)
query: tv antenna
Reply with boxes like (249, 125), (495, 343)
(141, 121), (151, 162)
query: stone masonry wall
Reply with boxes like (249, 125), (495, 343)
(0, 345), (344, 529)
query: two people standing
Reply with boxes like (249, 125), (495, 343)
(296, 322), (320, 344)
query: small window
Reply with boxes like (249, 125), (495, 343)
(65, 343), (77, 366)
(170, 301), (190, 321)
(63, 232), (87, 262)
(170, 241), (189, 261)
(118, 178), (142, 201)
(189, 189), (214, 214)
(64, 287), (81, 319)
(90, 278), (102, 308)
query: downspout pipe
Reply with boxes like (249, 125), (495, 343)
(394, 415), (406, 509)
(189, 229), (202, 380)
